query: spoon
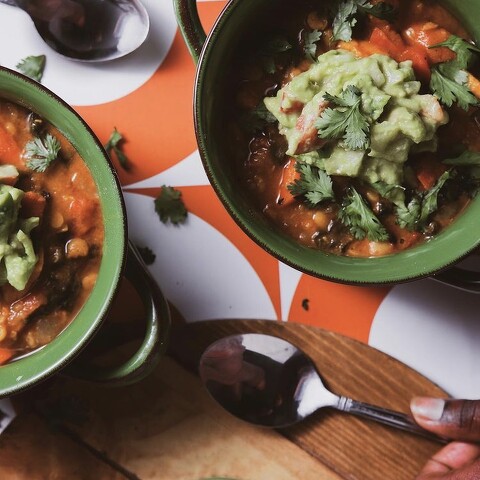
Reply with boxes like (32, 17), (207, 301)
(0, 0), (149, 62)
(199, 333), (447, 443)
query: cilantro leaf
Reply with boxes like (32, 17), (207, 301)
(431, 35), (480, 70)
(339, 188), (389, 241)
(304, 29), (323, 61)
(332, 0), (395, 42)
(288, 162), (334, 206)
(396, 171), (451, 230)
(430, 64), (478, 110)
(24, 133), (61, 172)
(16, 55), (46, 82)
(396, 197), (421, 230)
(104, 127), (131, 170)
(443, 150), (480, 166)
(429, 35), (480, 110)
(316, 86), (370, 150)
(154, 186), (188, 225)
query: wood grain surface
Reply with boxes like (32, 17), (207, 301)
(0, 319), (447, 480)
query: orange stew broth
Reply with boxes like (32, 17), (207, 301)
(231, 0), (480, 257)
(0, 100), (103, 364)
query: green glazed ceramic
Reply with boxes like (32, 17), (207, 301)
(0, 67), (170, 397)
(175, 0), (480, 291)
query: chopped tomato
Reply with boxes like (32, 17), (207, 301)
(277, 158), (299, 206)
(68, 196), (99, 236)
(399, 46), (431, 81)
(414, 154), (448, 191)
(369, 26), (406, 59)
(0, 349), (15, 365)
(402, 22), (456, 64)
(0, 125), (22, 167)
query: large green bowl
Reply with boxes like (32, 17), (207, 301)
(0, 67), (170, 397)
(175, 0), (480, 291)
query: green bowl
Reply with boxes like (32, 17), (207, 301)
(175, 0), (480, 291)
(0, 67), (170, 397)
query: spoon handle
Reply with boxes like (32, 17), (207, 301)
(338, 397), (448, 444)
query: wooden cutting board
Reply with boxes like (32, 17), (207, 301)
(0, 319), (446, 480)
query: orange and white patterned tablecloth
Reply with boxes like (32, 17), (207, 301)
(0, 0), (479, 400)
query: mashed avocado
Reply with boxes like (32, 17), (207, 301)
(0, 184), (39, 291)
(264, 50), (449, 186)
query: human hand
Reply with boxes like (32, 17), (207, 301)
(411, 398), (480, 479)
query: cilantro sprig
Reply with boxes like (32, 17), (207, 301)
(288, 162), (334, 206)
(16, 55), (46, 82)
(316, 86), (370, 150)
(154, 185), (188, 225)
(443, 150), (480, 166)
(396, 171), (451, 231)
(258, 36), (293, 74)
(429, 35), (480, 110)
(332, 0), (395, 42)
(304, 29), (323, 61)
(24, 133), (61, 172)
(339, 188), (389, 241)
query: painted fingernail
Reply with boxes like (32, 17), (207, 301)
(411, 397), (445, 421)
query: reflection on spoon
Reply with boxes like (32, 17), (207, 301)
(0, 0), (149, 62)
(199, 333), (446, 443)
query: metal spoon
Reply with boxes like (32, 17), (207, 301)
(0, 0), (149, 62)
(199, 333), (447, 443)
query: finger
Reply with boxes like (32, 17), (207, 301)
(411, 398), (480, 442)
(417, 442), (480, 477)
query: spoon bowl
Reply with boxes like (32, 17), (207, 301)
(0, 0), (149, 62)
(199, 333), (446, 442)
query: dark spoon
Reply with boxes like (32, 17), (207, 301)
(199, 333), (447, 443)
(0, 0), (149, 62)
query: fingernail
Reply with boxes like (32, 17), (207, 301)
(411, 397), (445, 421)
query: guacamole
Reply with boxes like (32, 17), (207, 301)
(0, 183), (39, 291)
(264, 50), (449, 186)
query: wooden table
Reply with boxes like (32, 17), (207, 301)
(0, 318), (445, 480)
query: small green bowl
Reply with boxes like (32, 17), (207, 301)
(0, 67), (170, 397)
(175, 0), (480, 291)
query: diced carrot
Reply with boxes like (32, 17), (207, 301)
(402, 22), (456, 64)
(414, 155), (448, 191)
(399, 46), (431, 82)
(0, 125), (22, 167)
(369, 26), (406, 59)
(21, 191), (46, 218)
(0, 348), (15, 365)
(277, 158), (299, 206)
(337, 40), (386, 58)
(468, 73), (480, 99)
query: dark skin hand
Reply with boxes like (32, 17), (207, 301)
(411, 398), (480, 479)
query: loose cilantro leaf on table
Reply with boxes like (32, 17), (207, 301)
(429, 35), (480, 110)
(24, 133), (61, 172)
(104, 128), (131, 170)
(332, 0), (395, 42)
(339, 188), (389, 241)
(154, 185), (188, 225)
(304, 29), (323, 61)
(288, 162), (334, 206)
(316, 86), (370, 150)
(396, 171), (451, 230)
(16, 55), (46, 82)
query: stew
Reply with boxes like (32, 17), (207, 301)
(231, 0), (480, 257)
(0, 99), (103, 364)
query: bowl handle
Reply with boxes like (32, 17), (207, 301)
(69, 242), (171, 385)
(432, 266), (480, 293)
(174, 0), (207, 63)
